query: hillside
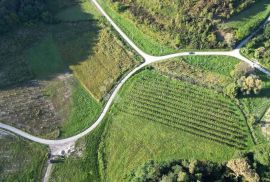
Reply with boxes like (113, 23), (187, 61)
(98, 0), (270, 54)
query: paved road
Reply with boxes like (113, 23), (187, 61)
(1, 0), (270, 147)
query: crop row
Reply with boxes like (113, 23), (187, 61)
(125, 100), (246, 141)
(122, 109), (246, 149)
(134, 77), (235, 110)
(137, 75), (232, 105)
(130, 87), (241, 121)
(136, 80), (235, 110)
(126, 96), (246, 134)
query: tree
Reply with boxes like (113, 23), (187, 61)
(237, 75), (262, 95)
(227, 158), (260, 182)
(254, 47), (266, 59)
(224, 83), (238, 98)
(231, 62), (254, 79)
(177, 171), (189, 182)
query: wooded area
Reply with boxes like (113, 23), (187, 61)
(0, 0), (53, 34)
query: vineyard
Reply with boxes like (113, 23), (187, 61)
(118, 70), (252, 149)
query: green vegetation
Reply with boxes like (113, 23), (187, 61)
(27, 35), (64, 78)
(100, 69), (253, 181)
(0, 0), (139, 138)
(49, 120), (106, 182)
(98, 0), (269, 55)
(128, 159), (240, 181)
(55, 1), (99, 22)
(242, 23), (270, 69)
(0, 0), (53, 34)
(181, 56), (239, 76)
(0, 131), (47, 181)
(224, 0), (270, 40)
(59, 82), (102, 138)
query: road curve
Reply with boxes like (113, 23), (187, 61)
(0, 0), (270, 146)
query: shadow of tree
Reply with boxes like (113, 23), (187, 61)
(0, 0), (101, 137)
(0, 0), (100, 88)
(226, 0), (270, 22)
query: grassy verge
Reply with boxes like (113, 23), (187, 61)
(97, 0), (175, 55)
(181, 56), (239, 76)
(49, 120), (106, 182)
(58, 81), (102, 138)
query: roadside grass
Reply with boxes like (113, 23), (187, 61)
(58, 81), (102, 138)
(0, 131), (47, 182)
(49, 120), (106, 182)
(100, 69), (254, 181)
(97, 0), (175, 55)
(224, 0), (270, 40)
(69, 27), (138, 101)
(181, 56), (239, 76)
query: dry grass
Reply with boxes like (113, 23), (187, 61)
(69, 28), (138, 101)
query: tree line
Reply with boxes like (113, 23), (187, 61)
(0, 0), (54, 34)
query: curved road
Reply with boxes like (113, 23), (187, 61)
(1, 0), (270, 147)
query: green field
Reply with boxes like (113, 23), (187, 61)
(49, 121), (106, 182)
(0, 131), (47, 181)
(56, 81), (102, 138)
(100, 69), (254, 181)
(224, 0), (270, 40)
(181, 56), (239, 76)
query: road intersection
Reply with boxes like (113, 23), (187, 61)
(0, 0), (270, 155)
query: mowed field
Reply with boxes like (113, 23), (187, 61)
(100, 69), (254, 181)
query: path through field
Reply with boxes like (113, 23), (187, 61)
(0, 0), (270, 154)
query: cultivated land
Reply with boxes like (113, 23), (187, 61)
(99, 65), (257, 181)
(1, 0), (270, 181)
(0, 130), (47, 181)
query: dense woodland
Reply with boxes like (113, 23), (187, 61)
(0, 0), (53, 34)
(128, 145), (270, 182)
(110, 0), (258, 49)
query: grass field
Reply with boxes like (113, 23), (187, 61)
(58, 81), (102, 138)
(0, 131), (47, 181)
(100, 69), (254, 181)
(181, 56), (239, 76)
(49, 120), (106, 182)
(224, 0), (270, 40)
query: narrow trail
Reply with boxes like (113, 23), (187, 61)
(1, 0), (270, 152)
